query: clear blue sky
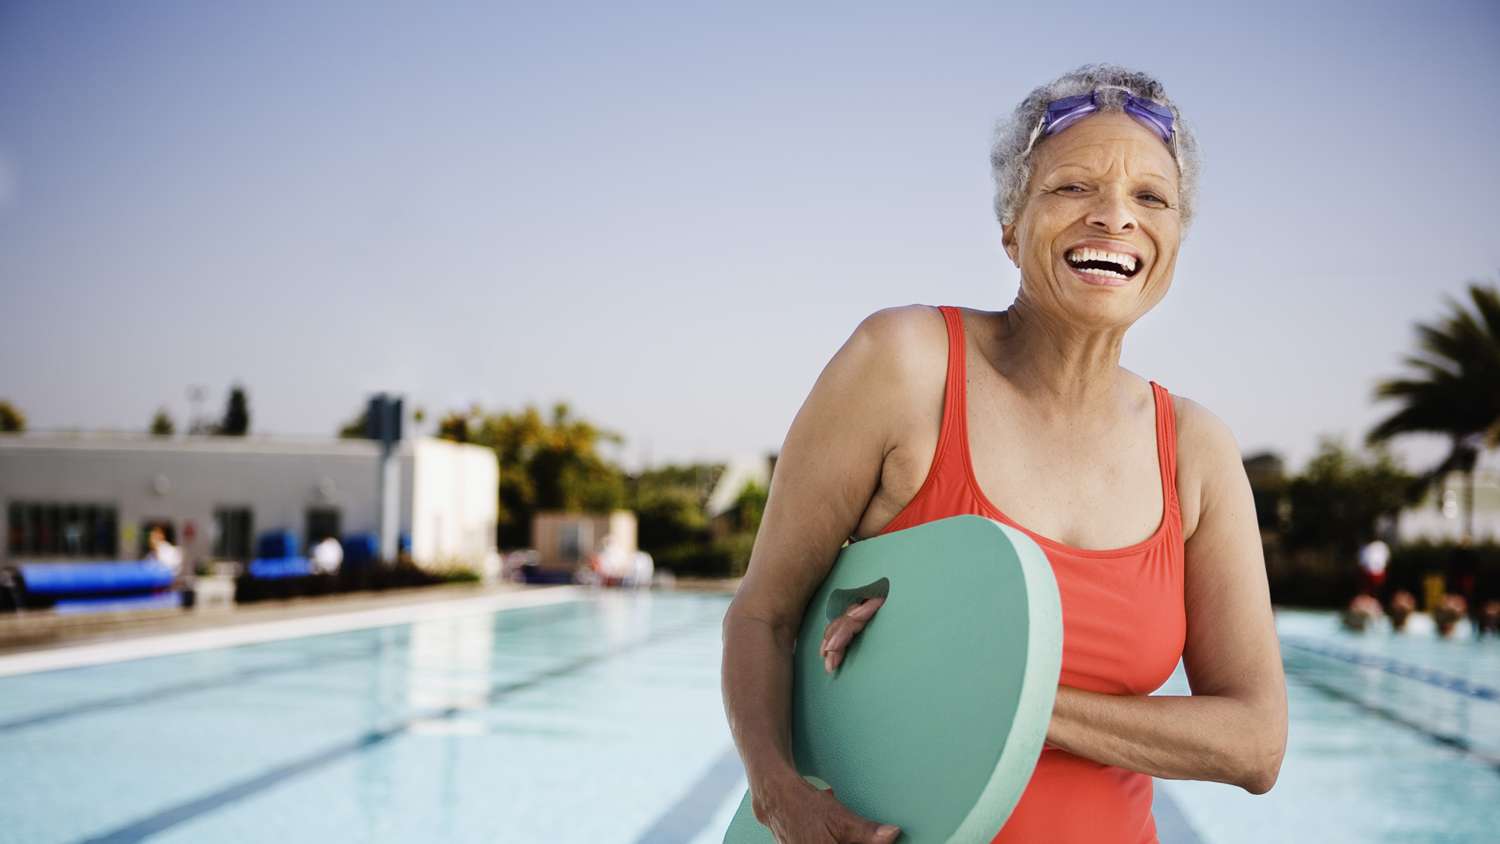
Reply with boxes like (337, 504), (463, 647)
(2, 0), (1497, 473)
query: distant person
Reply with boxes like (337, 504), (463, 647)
(1387, 590), (1416, 632)
(1479, 600), (1500, 638)
(1341, 594), (1383, 633)
(591, 532), (634, 587)
(312, 536), (344, 575)
(1433, 594), (1468, 639)
(145, 526), (182, 578)
(1358, 538), (1389, 596)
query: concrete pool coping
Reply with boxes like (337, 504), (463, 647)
(0, 576), (740, 658)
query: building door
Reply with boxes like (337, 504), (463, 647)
(213, 508), (254, 561)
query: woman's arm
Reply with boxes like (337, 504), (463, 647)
(722, 306), (934, 840)
(1045, 400), (1289, 794)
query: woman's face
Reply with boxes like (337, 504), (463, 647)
(1001, 110), (1182, 328)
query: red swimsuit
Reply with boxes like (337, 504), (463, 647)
(876, 306), (1187, 844)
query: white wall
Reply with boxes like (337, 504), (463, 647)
(409, 438), (498, 567)
(0, 434), (498, 569)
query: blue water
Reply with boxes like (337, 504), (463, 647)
(0, 595), (1495, 843)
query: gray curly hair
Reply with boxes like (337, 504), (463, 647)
(990, 63), (1201, 231)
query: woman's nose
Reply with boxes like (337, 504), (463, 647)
(1086, 190), (1137, 233)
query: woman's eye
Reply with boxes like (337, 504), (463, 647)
(1138, 193), (1166, 205)
(1058, 185), (1085, 193)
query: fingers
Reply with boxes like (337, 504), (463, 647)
(820, 789), (902, 843)
(820, 597), (887, 674)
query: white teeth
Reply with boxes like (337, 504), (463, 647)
(1076, 266), (1127, 280)
(1066, 247), (1137, 273)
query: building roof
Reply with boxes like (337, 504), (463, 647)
(0, 431), (444, 458)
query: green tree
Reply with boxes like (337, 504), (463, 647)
(220, 385), (250, 436)
(338, 409), (368, 439)
(0, 399), (24, 432)
(635, 484), (709, 551)
(1367, 282), (1500, 541)
(1284, 436), (1420, 559)
(728, 479), (769, 535)
(437, 408), (476, 443)
(150, 408), (175, 436)
(439, 402), (626, 548)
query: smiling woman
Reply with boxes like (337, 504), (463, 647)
(721, 63), (1286, 844)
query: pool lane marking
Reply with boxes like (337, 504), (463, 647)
(0, 586), (580, 678)
(1283, 659), (1500, 776)
(1280, 637), (1500, 703)
(0, 600), (588, 733)
(75, 608), (725, 844)
(632, 746), (745, 844)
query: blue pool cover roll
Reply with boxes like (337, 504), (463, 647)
(255, 530), (300, 559)
(54, 592), (184, 614)
(247, 557), (315, 580)
(342, 534), (379, 566)
(19, 562), (175, 596)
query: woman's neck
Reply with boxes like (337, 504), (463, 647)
(983, 299), (1132, 416)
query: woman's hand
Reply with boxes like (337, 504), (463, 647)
(819, 597), (885, 674)
(754, 775), (902, 843)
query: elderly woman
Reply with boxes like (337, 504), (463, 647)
(720, 64), (1288, 843)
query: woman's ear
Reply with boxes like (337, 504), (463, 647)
(1001, 223), (1019, 267)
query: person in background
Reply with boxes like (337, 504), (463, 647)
(1341, 594), (1383, 633)
(1479, 600), (1500, 638)
(1386, 590), (1416, 632)
(1447, 537), (1479, 629)
(312, 535), (344, 575)
(145, 526), (183, 578)
(1433, 594), (1468, 639)
(1357, 537), (1389, 597)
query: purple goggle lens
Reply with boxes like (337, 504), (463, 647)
(1024, 87), (1180, 170)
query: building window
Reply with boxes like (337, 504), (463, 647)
(305, 508), (341, 551)
(6, 502), (119, 558)
(213, 508), (254, 561)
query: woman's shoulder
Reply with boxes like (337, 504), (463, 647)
(1165, 391), (1245, 541)
(852, 304), (948, 347)
(846, 304), (951, 379)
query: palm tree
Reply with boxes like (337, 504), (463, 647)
(1367, 282), (1500, 541)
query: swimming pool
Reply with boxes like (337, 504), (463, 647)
(0, 593), (1495, 843)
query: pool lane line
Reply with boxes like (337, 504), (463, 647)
(1280, 637), (1499, 703)
(0, 600), (589, 734)
(633, 746), (745, 844)
(74, 607), (726, 844)
(0, 585), (580, 678)
(1282, 659), (1500, 776)
(0, 641), (382, 733)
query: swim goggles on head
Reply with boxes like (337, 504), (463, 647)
(1021, 85), (1182, 173)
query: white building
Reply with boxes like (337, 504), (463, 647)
(0, 433), (498, 570)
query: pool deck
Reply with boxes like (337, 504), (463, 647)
(0, 576), (740, 657)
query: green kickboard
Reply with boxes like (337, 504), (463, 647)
(723, 515), (1063, 843)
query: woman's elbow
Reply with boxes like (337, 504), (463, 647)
(1239, 722), (1287, 795)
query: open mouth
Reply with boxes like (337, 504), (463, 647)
(1064, 247), (1141, 282)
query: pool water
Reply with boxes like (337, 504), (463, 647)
(0, 594), (1495, 843)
